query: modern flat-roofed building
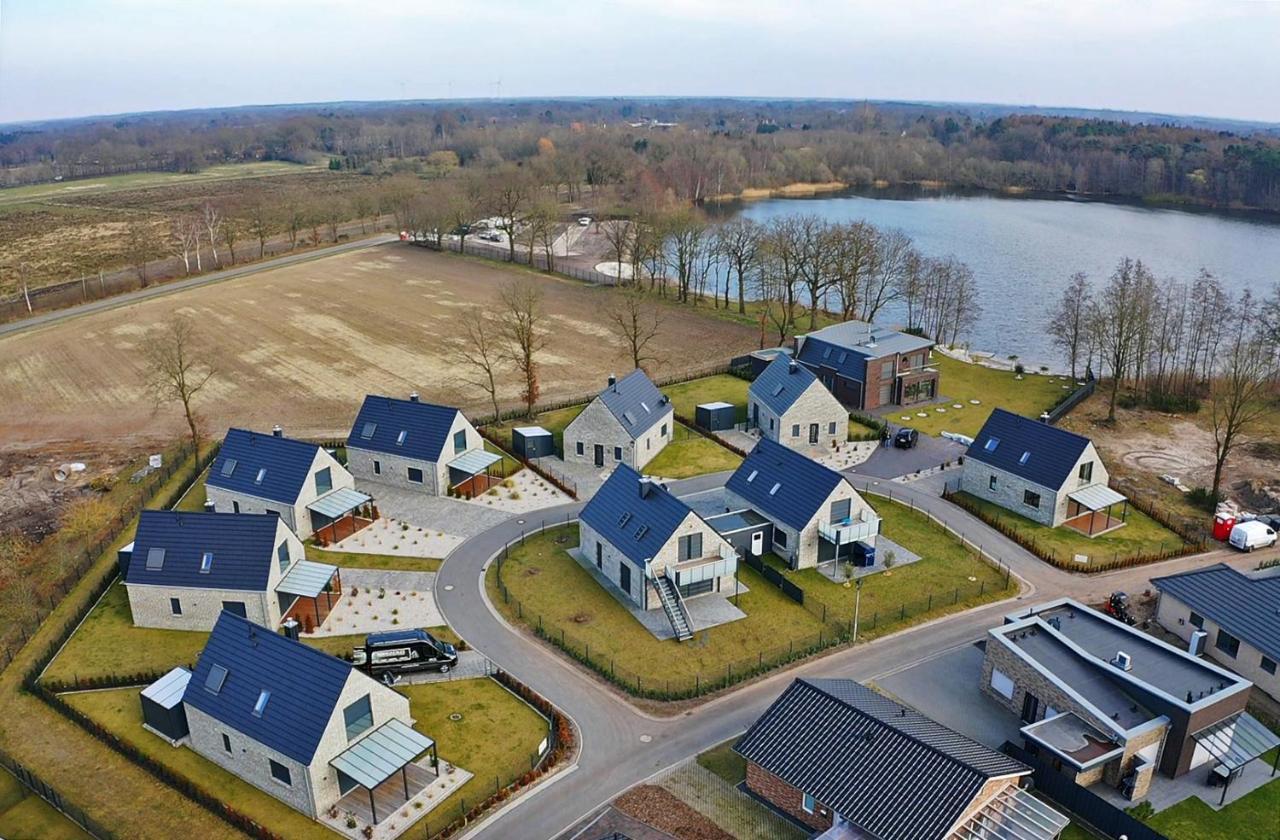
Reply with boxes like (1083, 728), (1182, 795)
(793, 320), (938, 411)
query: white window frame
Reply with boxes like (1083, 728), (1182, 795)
(801, 792), (816, 814)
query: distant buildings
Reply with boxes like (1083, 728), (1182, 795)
(206, 426), (367, 541)
(983, 599), (1273, 801)
(562, 371), (673, 471)
(737, 678), (1066, 839)
(747, 355), (847, 451)
(345, 393), (495, 497)
(1152, 564), (1280, 702)
(794, 320), (938, 411)
(961, 409), (1126, 535)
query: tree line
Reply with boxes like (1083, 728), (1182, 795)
(5, 98), (1280, 211)
(1046, 262), (1280, 500)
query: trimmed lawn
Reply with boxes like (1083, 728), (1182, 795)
(487, 525), (829, 691)
(485, 404), (585, 454)
(42, 580), (459, 683)
(898, 356), (1069, 439)
(696, 738), (746, 785)
(645, 424), (743, 479)
(660, 374), (749, 422)
(765, 498), (1012, 636)
(1147, 770), (1279, 840)
(849, 418), (881, 440)
(173, 466), (209, 511)
(306, 544), (443, 572)
(0, 772), (92, 840)
(61, 676), (542, 839)
(1059, 822), (1101, 840)
(953, 491), (1189, 565)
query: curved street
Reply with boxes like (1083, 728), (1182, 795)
(435, 467), (1271, 840)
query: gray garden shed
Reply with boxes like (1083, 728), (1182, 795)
(696, 402), (737, 432)
(512, 426), (554, 459)
(140, 666), (191, 743)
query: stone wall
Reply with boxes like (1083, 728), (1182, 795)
(578, 519), (647, 608)
(745, 762), (834, 833)
(126, 583), (272, 631)
(960, 461), (1060, 527)
(563, 400), (672, 471)
(185, 704), (318, 817)
(347, 447), (441, 495)
(750, 380), (847, 453)
(307, 672), (414, 812)
(206, 485), (304, 537)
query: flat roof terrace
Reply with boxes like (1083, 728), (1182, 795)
(1036, 603), (1243, 705)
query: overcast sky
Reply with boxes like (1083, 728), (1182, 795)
(2, 0), (1278, 125)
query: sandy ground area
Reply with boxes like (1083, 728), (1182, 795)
(0, 244), (757, 451)
(331, 516), (462, 558)
(462, 469), (571, 513)
(308, 568), (442, 636)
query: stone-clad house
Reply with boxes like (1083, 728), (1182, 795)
(122, 509), (340, 632)
(577, 465), (736, 639)
(982, 599), (1269, 802)
(182, 611), (437, 823)
(736, 678), (1066, 839)
(206, 427), (367, 542)
(345, 393), (495, 497)
(793, 320), (939, 411)
(1152, 563), (1280, 702)
(747, 355), (847, 451)
(961, 409), (1128, 534)
(563, 370), (672, 471)
(723, 438), (878, 570)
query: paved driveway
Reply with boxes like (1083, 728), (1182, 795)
(363, 481), (512, 538)
(848, 434), (965, 479)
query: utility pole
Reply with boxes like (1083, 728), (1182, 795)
(852, 578), (864, 642)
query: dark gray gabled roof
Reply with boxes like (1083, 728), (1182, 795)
(749, 354), (822, 415)
(965, 408), (1093, 490)
(596, 370), (670, 438)
(736, 679), (1027, 840)
(1152, 563), (1280, 662)
(578, 465), (693, 568)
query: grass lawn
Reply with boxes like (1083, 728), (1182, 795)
(660, 374), (749, 422)
(484, 404), (586, 454)
(765, 498), (1012, 636)
(306, 544), (443, 572)
(1058, 821), (1101, 840)
(696, 738), (746, 785)
(60, 676), (542, 839)
(41, 580), (460, 683)
(173, 466), (209, 511)
(849, 417), (881, 440)
(952, 491), (1189, 565)
(1147, 767), (1279, 840)
(488, 525), (829, 692)
(897, 356), (1070, 439)
(0, 771), (92, 840)
(645, 424), (743, 479)
(0, 162), (316, 209)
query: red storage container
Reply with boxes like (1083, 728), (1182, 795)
(1212, 513), (1236, 541)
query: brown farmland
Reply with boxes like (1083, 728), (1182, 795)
(0, 244), (759, 452)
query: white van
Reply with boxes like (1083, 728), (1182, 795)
(1228, 520), (1277, 552)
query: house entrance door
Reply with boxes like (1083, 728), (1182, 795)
(809, 423), (819, 444)
(593, 445), (604, 467)
(1020, 691), (1040, 723)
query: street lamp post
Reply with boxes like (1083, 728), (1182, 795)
(852, 577), (863, 642)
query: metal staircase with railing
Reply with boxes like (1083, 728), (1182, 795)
(653, 573), (694, 641)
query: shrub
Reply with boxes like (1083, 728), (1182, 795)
(1186, 486), (1219, 512)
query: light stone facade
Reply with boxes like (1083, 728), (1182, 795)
(960, 443), (1109, 528)
(184, 669), (412, 819)
(577, 511), (733, 610)
(562, 399), (672, 472)
(725, 479), (875, 570)
(126, 518), (305, 631)
(1155, 591), (1280, 702)
(346, 412), (483, 496)
(207, 448), (354, 540)
(749, 378), (848, 453)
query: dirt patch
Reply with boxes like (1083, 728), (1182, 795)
(571, 612), (592, 624)
(0, 245), (758, 457)
(614, 785), (734, 840)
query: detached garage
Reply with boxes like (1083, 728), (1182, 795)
(141, 666), (191, 743)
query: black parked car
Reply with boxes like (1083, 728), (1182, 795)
(352, 629), (458, 682)
(893, 428), (919, 449)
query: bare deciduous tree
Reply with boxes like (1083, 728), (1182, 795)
(456, 308), (507, 421)
(498, 280), (548, 417)
(125, 221), (157, 288)
(169, 215), (201, 275)
(142, 316), (215, 456)
(607, 287), (664, 371)
(600, 218), (636, 284)
(1092, 258), (1153, 422)
(201, 202), (223, 267)
(715, 217), (761, 314)
(1209, 294), (1277, 500)
(1046, 272), (1092, 379)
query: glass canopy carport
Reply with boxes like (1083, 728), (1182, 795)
(447, 449), (504, 498)
(276, 559), (341, 632)
(307, 486), (373, 544)
(1192, 711), (1280, 804)
(331, 718), (438, 824)
(1064, 484), (1128, 537)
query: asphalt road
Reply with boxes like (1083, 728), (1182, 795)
(436, 467), (1274, 840)
(0, 233), (397, 338)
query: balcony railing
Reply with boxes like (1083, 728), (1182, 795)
(664, 544), (739, 586)
(818, 515), (881, 546)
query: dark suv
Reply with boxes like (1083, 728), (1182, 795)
(893, 428), (919, 449)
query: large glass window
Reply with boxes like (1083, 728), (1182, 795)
(1078, 461), (1094, 482)
(830, 499), (851, 524)
(678, 533), (703, 561)
(343, 695), (374, 741)
(1215, 629), (1240, 658)
(277, 542), (290, 573)
(1189, 611), (1204, 629)
(315, 467), (332, 495)
(453, 430), (467, 454)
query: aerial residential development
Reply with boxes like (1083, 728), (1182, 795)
(2, 9), (1279, 840)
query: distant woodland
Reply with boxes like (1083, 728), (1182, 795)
(3, 98), (1280, 211)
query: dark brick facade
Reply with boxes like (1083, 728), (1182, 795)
(745, 761), (834, 832)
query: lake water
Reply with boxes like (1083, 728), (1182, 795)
(724, 189), (1280, 368)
